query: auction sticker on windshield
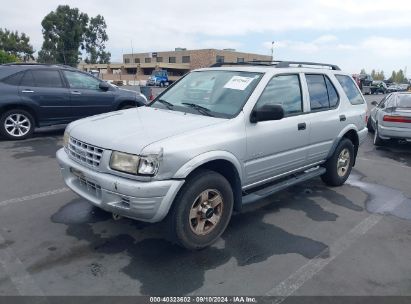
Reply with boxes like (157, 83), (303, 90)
(224, 76), (255, 90)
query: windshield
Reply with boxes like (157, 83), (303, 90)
(150, 70), (262, 118)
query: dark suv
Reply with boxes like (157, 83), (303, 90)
(0, 64), (147, 140)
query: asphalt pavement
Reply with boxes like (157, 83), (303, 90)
(0, 94), (411, 297)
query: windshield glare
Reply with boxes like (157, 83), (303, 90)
(151, 70), (262, 118)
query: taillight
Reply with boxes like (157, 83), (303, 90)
(383, 115), (411, 123)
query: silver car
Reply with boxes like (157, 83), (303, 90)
(368, 92), (411, 145)
(57, 61), (368, 249)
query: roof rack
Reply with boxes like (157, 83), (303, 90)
(210, 60), (340, 70)
(276, 61), (340, 70)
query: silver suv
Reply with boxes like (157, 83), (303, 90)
(57, 61), (368, 249)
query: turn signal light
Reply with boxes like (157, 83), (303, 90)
(383, 115), (411, 123)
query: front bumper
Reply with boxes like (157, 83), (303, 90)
(56, 148), (185, 222)
(378, 125), (411, 141)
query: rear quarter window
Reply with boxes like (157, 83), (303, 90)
(397, 94), (411, 108)
(2, 72), (23, 86)
(335, 75), (364, 105)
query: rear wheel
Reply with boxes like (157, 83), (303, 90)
(0, 109), (35, 140)
(167, 169), (233, 250)
(321, 138), (354, 187)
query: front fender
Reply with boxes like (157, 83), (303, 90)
(173, 150), (244, 183)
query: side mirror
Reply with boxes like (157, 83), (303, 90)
(371, 101), (378, 106)
(99, 81), (110, 91)
(250, 104), (285, 123)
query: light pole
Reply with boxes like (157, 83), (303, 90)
(271, 41), (275, 62)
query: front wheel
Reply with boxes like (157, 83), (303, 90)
(0, 109), (35, 140)
(367, 117), (374, 132)
(321, 138), (354, 187)
(167, 169), (233, 250)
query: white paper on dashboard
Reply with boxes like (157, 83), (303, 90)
(223, 76), (255, 90)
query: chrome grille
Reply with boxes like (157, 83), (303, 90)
(67, 137), (104, 167)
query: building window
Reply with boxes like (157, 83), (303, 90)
(216, 55), (224, 63)
(169, 56), (176, 63)
(182, 56), (190, 63)
(237, 57), (244, 63)
(156, 57), (163, 63)
(124, 58), (130, 64)
(134, 58), (140, 63)
(145, 58), (151, 63)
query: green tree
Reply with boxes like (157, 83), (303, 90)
(0, 28), (34, 61)
(0, 49), (19, 64)
(38, 5), (110, 66)
(84, 15), (111, 64)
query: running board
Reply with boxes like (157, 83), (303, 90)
(242, 167), (326, 205)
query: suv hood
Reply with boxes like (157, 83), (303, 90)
(68, 107), (224, 154)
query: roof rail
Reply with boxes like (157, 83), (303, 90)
(210, 61), (275, 67)
(276, 61), (341, 70)
(209, 60), (340, 70)
(1, 62), (75, 69)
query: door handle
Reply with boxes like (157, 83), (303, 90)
(71, 91), (81, 95)
(339, 115), (346, 121)
(298, 122), (306, 130)
(21, 90), (34, 93)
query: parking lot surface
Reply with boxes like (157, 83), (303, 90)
(1, 94), (411, 297)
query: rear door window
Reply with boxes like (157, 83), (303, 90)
(335, 75), (364, 105)
(306, 74), (338, 111)
(2, 72), (23, 86)
(31, 70), (64, 88)
(20, 71), (35, 87)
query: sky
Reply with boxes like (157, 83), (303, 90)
(1, 0), (411, 77)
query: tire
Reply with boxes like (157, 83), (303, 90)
(160, 82), (165, 88)
(167, 169), (234, 250)
(373, 124), (384, 146)
(119, 104), (135, 110)
(321, 138), (354, 187)
(367, 117), (374, 132)
(0, 109), (35, 140)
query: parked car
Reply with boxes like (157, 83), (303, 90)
(57, 61), (368, 249)
(371, 81), (387, 94)
(368, 92), (411, 145)
(0, 63), (147, 140)
(387, 84), (401, 93)
(147, 70), (170, 87)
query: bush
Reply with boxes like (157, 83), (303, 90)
(0, 50), (19, 64)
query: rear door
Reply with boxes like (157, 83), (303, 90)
(62, 70), (114, 119)
(245, 74), (310, 186)
(303, 73), (343, 163)
(19, 69), (72, 124)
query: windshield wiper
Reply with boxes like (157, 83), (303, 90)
(181, 102), (214, 117)
(156, 99), (174, 109)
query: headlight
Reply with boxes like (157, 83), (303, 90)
(138, 155), (161, 176)
(63, 131), (70, 148)
(110, 151), (140, 175)
(110, 151), (162, 176)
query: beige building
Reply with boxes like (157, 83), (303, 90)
(78, 48), (271, 84)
